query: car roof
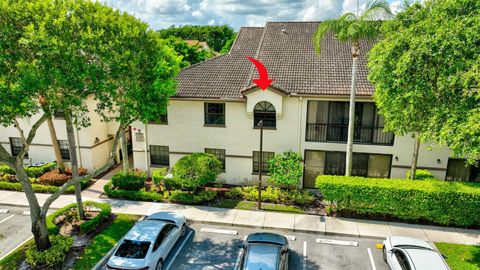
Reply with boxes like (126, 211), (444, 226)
(389, 236), (433, 250)
(124, 220), (167, 242)
(403, 248), (450, 270)
(146, 212), (183, 223)
(247, 233), (288, 246)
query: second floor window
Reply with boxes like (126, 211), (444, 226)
(254, 101), (276, 128)
(58, 140), (70, 160)
(253, 151), (275, 173)
(10, 137), (27, 158)
(204, 103), (225, 126)
(150, 145), (169, 166)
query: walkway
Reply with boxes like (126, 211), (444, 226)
(0, 190), (478, 246)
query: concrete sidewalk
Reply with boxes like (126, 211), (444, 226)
(0, 190), (478, 246)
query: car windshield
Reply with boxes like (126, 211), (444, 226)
(244, 244), (281, 270)
(115, 239), (151, 259)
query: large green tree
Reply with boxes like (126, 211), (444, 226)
(313, 0), (392, 176)
(165, 36), (214, 68)
(0, 0), (179, 251)
(158, 25), (236, 52)
(368, 0), (480, 173)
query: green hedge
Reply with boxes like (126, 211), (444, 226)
(25, 162), (57, 178)
(167, 189), (217, 205)
(226, 186), (316, 207)
(406, 169), (437, 180)
(0, 164), (14, 175)
(316, 175), (480, 227)
(104, 181), (165, 202)
(25, 235), (73, 269)
(0, 178), (92, 194)
(111, 170), (146, 190)
(47, 201), (111, 235)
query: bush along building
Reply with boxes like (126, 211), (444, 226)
(131, 22), (479, 187)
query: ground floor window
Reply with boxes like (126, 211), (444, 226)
(303, 150), (392, 188)
(253, 151), (275, 173)
(205, 148), (226, 171)
(150, 145), (169, 166)
(446, 158), (480, 182)
(57, 140), (70, 160)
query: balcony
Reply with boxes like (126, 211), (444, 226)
(305, 123), (394, 146)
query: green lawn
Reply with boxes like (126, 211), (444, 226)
(212, 199), (306, 214)
(0, 240), (32, 270)
(73, 214), (139, 270)
(436, 243), (480, 270)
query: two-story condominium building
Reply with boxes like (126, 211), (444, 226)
(131, 22), (479, 187)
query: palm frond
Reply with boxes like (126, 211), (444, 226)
(361, 0), (393, 21)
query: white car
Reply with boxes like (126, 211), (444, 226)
(106, 212), (187, 270)
(383, 236), (450, 270)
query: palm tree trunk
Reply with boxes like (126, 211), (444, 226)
(409, 132), (421, 179)
(64, 110), (85, 219)
(345, 44), (359, 176)
(120, 130), (129, 173)
(46, 117), (66, 173)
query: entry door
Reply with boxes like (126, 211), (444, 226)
(304, 150), (325, 189)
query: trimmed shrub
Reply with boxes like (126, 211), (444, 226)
(25, 235), (73, 268)
(316, 175), (480, 227)
(0, 173), (18, 183)
(225, 186), (315, 207)
(0, 164), (14, 175)
(268, 151), (303, 189)
(0, 178), (92, 194)
(38, 170), (71, 186)
(168, 189), (217, 205)
(111, 170), (146, 190)
(406, 169), (437, 180)
(152, 168), (168, 186)
(47, 201), (111, 235)
(25, 162), (57, 178)
(104, 181), (164, 202)
(172, 153), (222, 191)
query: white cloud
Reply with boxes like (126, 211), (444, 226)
(192, 10), (203, 18)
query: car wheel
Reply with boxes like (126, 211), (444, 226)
(383, 246), (387, 263)
(180, 223), (187, 237)
(156, 259), (163, 270)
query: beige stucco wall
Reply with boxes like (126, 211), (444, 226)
(132, 88), (454, 186)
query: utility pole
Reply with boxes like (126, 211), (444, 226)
(257, 120), (264, 210)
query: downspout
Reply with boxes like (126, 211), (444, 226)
(297, 96), (303, 189)
(144, 122), (150, 176)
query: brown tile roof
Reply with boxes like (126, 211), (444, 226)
(174, 22), (375, 99)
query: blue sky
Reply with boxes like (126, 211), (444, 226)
(103, 0), (404, 31)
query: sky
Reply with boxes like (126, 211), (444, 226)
(103, 0), (404, 31)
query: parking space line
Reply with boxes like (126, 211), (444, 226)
(164, 231), (193, 270)
(200, 227), (238, 235)
(316, 238), (359, 247)
(284, 235), (296, 241)
(22, 211), (30, 215)
(367, 248), (377, 270)
(0, 236), (33, 261)
(0, 214), (14, 224)
(0, 209), (9, 214)
(303, 241), (307, 270)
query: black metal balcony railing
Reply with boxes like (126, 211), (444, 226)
(305, 123), (394, 146)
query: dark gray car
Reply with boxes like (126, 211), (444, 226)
(236, 233), (289, 270)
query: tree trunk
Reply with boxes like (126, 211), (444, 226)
(46, 117), (65, 173)
(32, 214), (51, 250)
(345, 44), (359, 177)
(410, 132), (421, 180)
(64, 110), (85, 219)
(120, 130), (129, 173)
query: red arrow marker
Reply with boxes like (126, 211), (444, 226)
(247, 56), (273, 90)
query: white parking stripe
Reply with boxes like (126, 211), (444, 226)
(200, 227), (238, 235)
(0, 214), (14, 224)
(164, 231), (193, 270)
(367, 248), (377, 270)
(316, 238), (359, 247)
(22, 211), (30, 215)
(284, 235), (296, 241)
(303, 241), (307, 270)
(0, 236), (33, 261)
(0, 209), (9, 214)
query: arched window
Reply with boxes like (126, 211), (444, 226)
(254, 101), (276, 128)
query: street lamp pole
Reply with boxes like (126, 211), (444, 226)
(257, 120), (263, 210)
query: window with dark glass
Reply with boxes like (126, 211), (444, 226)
(319, 151), (391, 177)
(205, 148), (226, 170)
(446, 158), (471, 181)
(204, 103), (225, 126)
(254, 101), (276, 128)
(253, 151), (275, 173)
(9, 137), (27, 158)
(150, 145), (169, 166)
(325, 152), (346, 175)
(150, 113), (168, 125)
(58, 140), (70, 160)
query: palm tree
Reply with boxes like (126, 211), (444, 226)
(313, 0), (392, 176)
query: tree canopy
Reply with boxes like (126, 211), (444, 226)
(164, 36), (214, 68)
(268, 151), (303, 189)
(368, 0), (480, 163)
(158, 25), (236, 52)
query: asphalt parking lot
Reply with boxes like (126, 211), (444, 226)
(0, 205), (34, 260)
